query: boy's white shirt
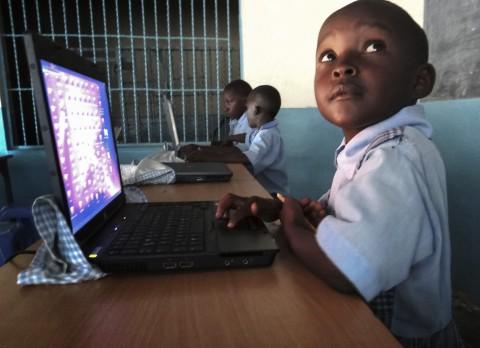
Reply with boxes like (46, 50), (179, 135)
(229, 112), (254, 151)
(243, 119), (288, 194)
(316, 104), (451, 338)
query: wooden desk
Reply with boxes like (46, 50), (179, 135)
(0, 164), (399, 348)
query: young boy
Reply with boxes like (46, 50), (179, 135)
(179, 79), (254, 157)
(218, 79), (255, 150)
(187, 85), (289, 196)
(215, 1), (462, 346)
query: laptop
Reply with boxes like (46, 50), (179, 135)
(24, 33), (278, 272)
(161, 95), (232, 182)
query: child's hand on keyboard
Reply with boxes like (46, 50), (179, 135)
(215, 193), (282, 229)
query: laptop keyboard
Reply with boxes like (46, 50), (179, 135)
(106, 202), (209, 256)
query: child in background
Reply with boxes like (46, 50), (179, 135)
(216, 79), (254, 150)
(179, 79), (254, 157)
(215, 1), (462, 346)
(187, 85), (289, 196)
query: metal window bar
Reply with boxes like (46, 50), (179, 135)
(21, 0), (39, 144)
(61, 0), (68, 48)
(114, 0), (126, 143)
(214, 0), (221, 140)
(75, 0), (83, 55)
(0, 0), (240, 147)
(6, 0), (26, 145)
(128, 0), (139, 143)
(190, 0), (198, 142)
(102, 0), (113, 111)
(153, 0), (163, 142)
(226, 0), (231, 82)
(202, 0), (209, 140)
(88, 0), (96, 63)
(140, 0), (151, 142)
(179, 0), (186, 141)
(47, 0), (54, 40)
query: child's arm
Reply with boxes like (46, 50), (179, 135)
(211, 133), (247, 147)
(226, 133), (246, 144)
(215, 193), (283, 226)
(185, 146), (250, 163)
(177, 144), (202, 158)
(279, 195), (356, 295)
(296, 197), (327, 228)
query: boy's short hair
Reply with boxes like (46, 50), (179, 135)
(223, 79), (252, 98)
(337, 0), (429, 65)
(249, 85), (282, 118)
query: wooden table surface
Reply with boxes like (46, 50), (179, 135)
(0, 164), (400, 348)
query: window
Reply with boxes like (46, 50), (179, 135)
(0, 0), (240, 146)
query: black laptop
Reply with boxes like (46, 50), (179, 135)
(161, 95), (232, 182)
(24, 33), (278, 272)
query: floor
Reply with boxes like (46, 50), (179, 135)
(453, 291), (480, 348)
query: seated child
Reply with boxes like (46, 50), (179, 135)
(215, 1), (462, 346)
(215, 79), (255, 150)
(187, 85), (289, 196)
(179, 79), (254, 157)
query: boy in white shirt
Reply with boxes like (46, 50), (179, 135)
(180, 79), (254, 157)
(215, 1), (462, 346)
(187, 85), (288, 195)
(219, 79), (255, 150)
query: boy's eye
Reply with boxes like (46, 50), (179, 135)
(320, 51), (336, 62)
(365, 41), (386, 53)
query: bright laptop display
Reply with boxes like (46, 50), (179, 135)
(39, 59), (122, 234)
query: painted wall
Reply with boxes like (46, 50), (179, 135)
(240, 0), (424, 108)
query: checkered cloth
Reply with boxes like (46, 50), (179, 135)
(370, 290), (464, 347)
(17, 195), (106, 285)
(120, 150), (178, 186)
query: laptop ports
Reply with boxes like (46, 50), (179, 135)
(162, 262), (177, 270)
(179, 261), (194, 269)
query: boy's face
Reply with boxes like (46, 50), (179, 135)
(223, 90), (246, 119)
(245, 98), (259, 128)
(314, 5), (418, 142)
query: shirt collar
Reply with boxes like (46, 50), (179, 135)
(334, 104), (432, 174)
(259, 119), (278, 130)
(249, 119), (278, 143)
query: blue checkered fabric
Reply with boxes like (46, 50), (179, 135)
(370, 288), (464, 347)
(17, 195), (106, 285)
(369, 288), (395, 329)
(124, 186), (148, 203)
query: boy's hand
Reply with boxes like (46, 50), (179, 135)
(184, 148), (211, 162)
(178, 144), (198, 158)
(298, 198), (327, 228)
(277, 194), (326, 228)
(277, 194), (316, 234)
(216, 193), (282, 228)
(219, 139), (234, 147)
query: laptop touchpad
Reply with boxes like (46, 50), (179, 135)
(215, 218), (277, 253)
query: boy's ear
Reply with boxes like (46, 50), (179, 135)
(412, 63), (436, 99)
(255, 105), (262, 115)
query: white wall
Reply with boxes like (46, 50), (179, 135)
(240, 0), (424, 108)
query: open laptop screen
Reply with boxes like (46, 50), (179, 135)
(162, 95), (180, 148)
(40, 59), (122, 234)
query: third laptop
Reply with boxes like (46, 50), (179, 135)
(162, 95), (232, 183)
